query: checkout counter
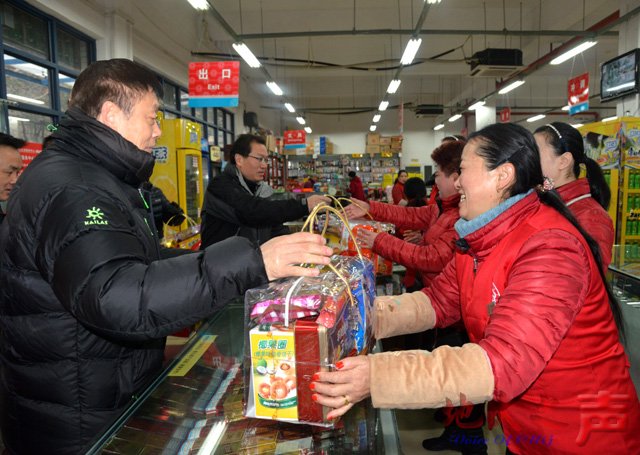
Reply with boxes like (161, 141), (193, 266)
(83, 301), (402, 455)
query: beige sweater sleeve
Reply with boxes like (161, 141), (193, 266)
(369, 344), (495, 409)
(373, 291), (436, 339)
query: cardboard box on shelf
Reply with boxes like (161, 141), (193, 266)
(366, 145), (380, 155)
(284, 147), (309, 156)
(265, 135), (276, 153)
(380, 145), (391, 154)
(379, 137), (391, 146)
(366, 133), (380, 145)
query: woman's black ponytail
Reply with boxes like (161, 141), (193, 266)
(535, 122), (611, 210)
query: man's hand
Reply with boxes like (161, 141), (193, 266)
(343, 198), (370, 219)
(357, 228), (379, 249)
(403, 230), (422, 245)
(260, 232), (333, 280)
(306, 195), (331, 211)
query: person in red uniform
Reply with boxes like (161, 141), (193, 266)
(313, 123), (640, 455)
(534, 122), (613, 267)
(392, 170), (408, 205)
(347, 170), (366, 200)
(345, 140), (463, 291)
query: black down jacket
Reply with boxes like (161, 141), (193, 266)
(0, 108), (268, 455)
(200, 163), (308, 248)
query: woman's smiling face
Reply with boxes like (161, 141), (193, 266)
(455, 139), (505, 221)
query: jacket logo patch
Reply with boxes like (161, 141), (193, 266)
(488, 282), (500, 315)
(85, 207), (108, 226)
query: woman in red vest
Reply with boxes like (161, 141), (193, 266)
(534, 122), (614, 267)
(392, 170), (408, 205)
(312, 123), (640, 455)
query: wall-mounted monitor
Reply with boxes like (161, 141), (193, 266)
(600, 48), (639, 103)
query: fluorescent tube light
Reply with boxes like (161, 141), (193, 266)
(469, 100), (485, 110)
(373, 114), (381, 123)
(400, 38), (422, 65)
(550, 41), (597, 65)
(434, 123), (445, 130)
(8, 116), (29, 122)
(370, 125), (377, 132)
(527, 114), (546, 123)
(266, 81), (283, 96)
(284, 103), (295, 113)
(304, 127), (312, 134)
(498, 80), (525, 95)
(187, 0), (209, 10)
(232, 42), (261, 68)
(561, 105), (570, 111)
(7, 93), (45, 105)
(296, 117), (306, 125)
(573, 123), (584, 128)
(387, 79), (401, 94)
(602, 116), (618, 122)
(379, 101), (389, 111)
(448, 114), (462, 122)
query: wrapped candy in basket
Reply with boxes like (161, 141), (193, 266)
(243, 254), (376, 427)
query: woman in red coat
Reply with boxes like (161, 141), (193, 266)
(313, 123), (640, 455)
(346, 170), (366, 201)
(392, 170), (408, 205)
(535, 122), (614, 267)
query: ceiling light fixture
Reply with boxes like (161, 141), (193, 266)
(561, 105), (570, 111)
(296, 117), (306, 125)
(370, 125), (377, 132)
(8, 116), (29, 122)
(7, 93), (45, 105)
(606, 82), (636, 92)
(187, 0), (209, 10)
(266, 81), (283, 96)
(434, 123), (445, 130)
(387, 79), (401, 94)
(304, 127), (312, 134)
(379, 101), (389, 111)
(400, 38), (422, 65)
(527, 114), (546, 123)
(448, 114), (462, 122)
(284, 103), (295, 113)
(550, 41), (597, 65)
(602, 116), (618, 122)
(573, 123), (584, 128)
(232, 42), (261, 68)
(498, 80), (525, 95)
(469, 100), (486, 110)
(373, 114), (381, 123)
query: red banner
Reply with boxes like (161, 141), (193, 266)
(18, 142), (42, 175)
(568, 73), (589, 115)
(188, 61), (240, 108)
(500, 108), (511, 123)
(284, 130), (306, 146)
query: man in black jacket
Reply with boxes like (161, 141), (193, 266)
(0, 133), (25, 225)
(200, 134), (329, 248)
(0, 59), (332, 455)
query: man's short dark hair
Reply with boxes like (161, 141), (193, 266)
(69, 59), (163, 119)
(230, 134), (266, 165)
(0, 133), (26, 150)
(348, 171), (356, 178)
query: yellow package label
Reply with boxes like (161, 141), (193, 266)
(250, 326), (298, 420)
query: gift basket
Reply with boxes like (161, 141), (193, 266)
(244, 203), (376, 427)
(314, 200), (395, 276)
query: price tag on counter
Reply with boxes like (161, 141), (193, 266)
(169, 334), (217, 376)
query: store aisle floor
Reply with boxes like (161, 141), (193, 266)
(396, 408), (506, 455)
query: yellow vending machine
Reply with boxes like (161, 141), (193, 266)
(150, 114), (204, 249)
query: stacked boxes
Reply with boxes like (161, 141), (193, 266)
(366, 133), (380, 155)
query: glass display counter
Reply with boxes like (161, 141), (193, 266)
(608, 245), (640, 397)
(83, 302), (401, 455)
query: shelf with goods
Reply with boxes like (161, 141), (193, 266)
(620, 168), (640, 263)
(316, 154), (348, 191)
(370, 153), (401, 188)
(343, 154), (373, 185)
(285, 154), (316, 190)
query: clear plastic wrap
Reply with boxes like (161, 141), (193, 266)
(243, 255), (376, 427)
(315, 213), (395, 276)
